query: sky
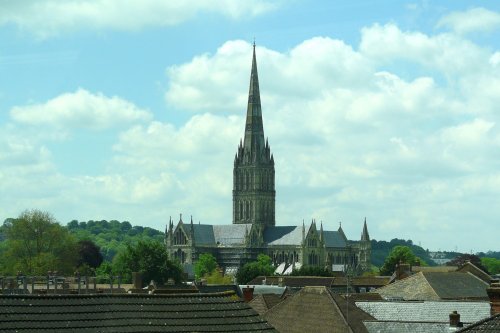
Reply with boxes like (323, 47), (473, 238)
(1, 1), (499, 253)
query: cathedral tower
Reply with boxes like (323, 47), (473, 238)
(233, 44), (275, 226)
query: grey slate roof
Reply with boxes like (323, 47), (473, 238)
(323, 231), (347, 247)
(355, 300), (491, 323)
(457, 313), (500, 332)
(190, 224), (250, 246)
(191, 224), (215, 245)
(424, 272), (489, 299)
(188, 223), (350, 247)
(375, 271), (490, 301)
(0, 293), (277, 332)
(363, 321), (452, 333)
(264, 226), (302, 245)
(264, 286), (373, 333)
(249, 294), (285, 315)
(213, 224), (250, 245)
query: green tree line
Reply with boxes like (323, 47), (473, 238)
(371, 238), (435, 267)
(0, 210), (181, 286)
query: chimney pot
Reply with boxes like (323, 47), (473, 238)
(242, 285), (254, 302)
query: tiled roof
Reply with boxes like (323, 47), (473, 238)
(191, 224), (215, 245)
(363, 321), (451, 333)
(457, 314), (500, 332)
(456, 262), (493, 284)
(375, 271), (489, 301)
(264, 286), (374, 333)
(355, 300), (491, 323)
(332, 276), (390, 287)
(190, 224), (252, 246)
(247, 276), (334, 288)
(249, 294), (285, 315)
(323, 231), (347, 247)
(264, 226), (302, 245)
(0, 293), (277, 332)
(213, 224), (250, 245)
(423, 272), (489, 299)
(412, 266), (457, 273)
(197, 284), (242, 297)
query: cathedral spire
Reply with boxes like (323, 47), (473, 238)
(361, 217), (370, 241)
(243, 43), (265, 154)
(233, 44), (275, 226)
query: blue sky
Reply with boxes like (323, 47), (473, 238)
(1, 1), (499, 252)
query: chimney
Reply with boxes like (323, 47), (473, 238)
(487, 282), (500, 315)
(396, 262), (411, 280)
(242, 285), (254, 302)
(132, 272), (143, 289)
(449, 311), (463, 328)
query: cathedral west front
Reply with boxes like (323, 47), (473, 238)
(165, 44), (371, 275)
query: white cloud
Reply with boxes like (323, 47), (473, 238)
(437, 7), (500, 34)
(441, 118), (495, 147)
(3, 23), (500, 251)
(10, 88), (152, 130)
(360, 23), (489, 77)
(0, 0), (278, 38)
(160, 32), (500, 250)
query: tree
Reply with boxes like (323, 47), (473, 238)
(481, 257), (500, 275)
(76, 240), (103, 269)
(204, 269), (233, 284)
(112, 240), (183, 286)
(236, 254), (274, 284)
(95, 261), (113, 277)
(380, 245), (421, 275)
(2, 209), (77, 275)
(194, 253), (218, 279)
(447, 254), (489, 273)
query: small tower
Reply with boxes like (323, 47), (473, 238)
(233, 43), (275, 226)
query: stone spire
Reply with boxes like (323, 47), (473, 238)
(361, 217), (370, 241)
(338, 222), (347, 242)
(243, 42), (265, 156)
(233, 43), (275, 226)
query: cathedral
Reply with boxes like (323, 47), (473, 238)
(165, 45), (371, 275)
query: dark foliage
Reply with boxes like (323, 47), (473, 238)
(113, 240), (183, 286)
(77, 240), (103, 269)
(236, 254), (274, 284)
(447, 254), (489, 273)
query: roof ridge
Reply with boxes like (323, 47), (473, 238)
(0, 290), (239, 299)
(456, 313), (500, 332)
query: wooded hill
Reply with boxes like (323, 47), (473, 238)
(66, 220), (164, 262)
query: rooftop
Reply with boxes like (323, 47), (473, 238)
(0, 292), (277, 332)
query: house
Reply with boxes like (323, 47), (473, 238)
(374, 271), (490, 301)
(0, 292), (277, 332)
(456, 314), (500, 332)
(247, 275), (389, 293)
(264, 286), (374, 333)
(358, 300), (491, 333)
